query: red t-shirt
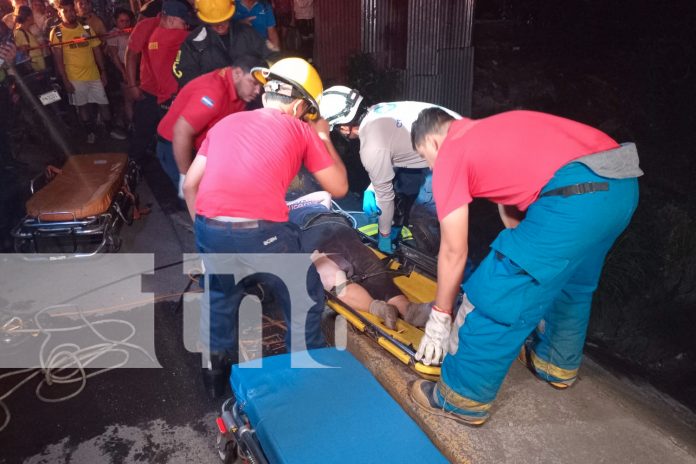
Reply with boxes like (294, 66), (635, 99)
(157, 68), (246, 148)
(145, 26), (189, 102)
(433, 110), (619, 220)
(127, 16), (159, 96)
(195, 108), (334, 221)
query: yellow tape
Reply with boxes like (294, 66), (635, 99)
(357, 223), (413, 240)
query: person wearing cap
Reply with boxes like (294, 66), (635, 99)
(125, 0), (189, 164)
(182, 57), (348, 398)
(407, 108), (641, 426)
(319, 86), (461, 254)
(156, 54), (263, 195)
(173, 0), (277, 89)
(49, 0), (124, 143)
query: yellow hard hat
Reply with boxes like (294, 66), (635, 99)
(195, 0), (235, 24)
(252, 57), (323, 120)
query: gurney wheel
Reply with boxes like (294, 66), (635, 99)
(216, 431), (238, 464)
(105, 233), (122, 253)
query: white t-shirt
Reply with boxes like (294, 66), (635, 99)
(359, 101), (460, 234)
(106, 28), (129, 65)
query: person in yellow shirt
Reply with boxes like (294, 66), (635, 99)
(49, 0), (124, 143)
(14, 6), (46, 72)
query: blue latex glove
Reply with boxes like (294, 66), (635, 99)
(377, 234), (394, 253)
(362, 189), (382, 217)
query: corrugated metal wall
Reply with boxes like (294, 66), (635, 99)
(314, 0), (362, 86)
(405, 0), (475, 116)
(362, 0), (408, 70)
(314, 0), (475, 115)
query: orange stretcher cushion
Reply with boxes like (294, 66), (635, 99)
(26, 153), (128, 221)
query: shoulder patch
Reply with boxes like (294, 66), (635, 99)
(201, 96), (215, 108)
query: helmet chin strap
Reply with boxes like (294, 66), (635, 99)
(294, 100), (314, 121)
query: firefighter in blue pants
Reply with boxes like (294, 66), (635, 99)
(408, 108), (642, 425)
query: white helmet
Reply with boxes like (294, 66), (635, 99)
(319, 86), (364, 129)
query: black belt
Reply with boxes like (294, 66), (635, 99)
(540, 182), (609, 198)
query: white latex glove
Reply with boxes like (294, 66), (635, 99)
(415, 310), (452, 366)
(448, 294), (475, 356)
(178, 173), (186, 200)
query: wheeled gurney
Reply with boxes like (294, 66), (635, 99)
(216, 347), (447, 464)
(11, 153), (139, 257)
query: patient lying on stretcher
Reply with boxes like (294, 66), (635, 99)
(287, 192), (432, 330)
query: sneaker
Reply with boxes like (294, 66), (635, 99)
(86, 132), (96, 144)
(109, 127), (128, 140)
(409, 379), (488, 426)
(518, 345), (574, 390)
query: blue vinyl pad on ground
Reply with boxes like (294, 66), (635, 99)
(231, 347), (447, 464)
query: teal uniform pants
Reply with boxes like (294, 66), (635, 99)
(438, 162), (639, 417)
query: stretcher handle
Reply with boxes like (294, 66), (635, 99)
(36, 210), (77, 222)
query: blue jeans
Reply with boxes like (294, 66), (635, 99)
(440, 162), (639, 412)
(155, 139), (179, 190)
(393, 167), (429, 228)
(194, 216), (326, 353)
(415, 171), (437, 215)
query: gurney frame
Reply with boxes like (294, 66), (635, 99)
(216, 397), (269, 464)
(11, 160), (140, 258)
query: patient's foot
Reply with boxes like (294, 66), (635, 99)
(404, 302), (432, 327)
(368, 300), (398, 329)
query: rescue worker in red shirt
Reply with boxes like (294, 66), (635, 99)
(182, 57), (348, 398)
(408, 108), (642, 425)
(156, 54), (263, 196)
(125, 1), (189, 165)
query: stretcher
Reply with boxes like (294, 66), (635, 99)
(325, 242), (441, 381)
(216, 347), (448, 464)
(11, 153), (140, 257)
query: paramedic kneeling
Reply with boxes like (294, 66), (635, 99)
(183, 57), (348, 398)
(409, 108), (642, 425)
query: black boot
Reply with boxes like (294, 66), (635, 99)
(201, 351), (237, 399)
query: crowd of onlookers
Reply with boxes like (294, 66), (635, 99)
(0, 0), (315, 168)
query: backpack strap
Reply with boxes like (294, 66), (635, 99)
(52, 24), (62, 43)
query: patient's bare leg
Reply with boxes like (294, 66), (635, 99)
(313, 252), (398, 328)
(313, 253), (373, 311)
(387, 295), (410, 316)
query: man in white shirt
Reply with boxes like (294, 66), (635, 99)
(320, 86), (460, 253)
